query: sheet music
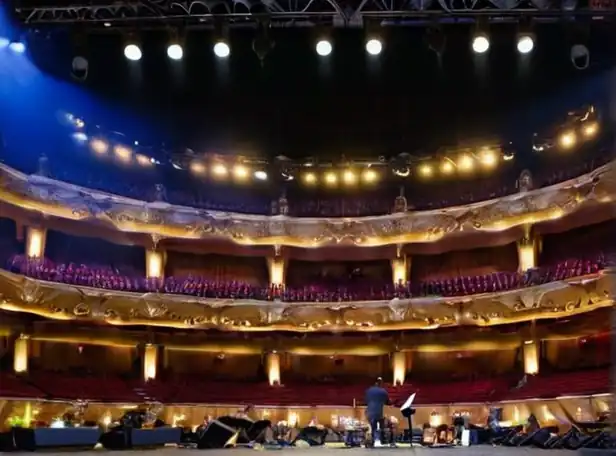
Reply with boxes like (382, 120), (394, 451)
(400, 393), (416, 411)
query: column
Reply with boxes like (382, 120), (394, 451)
(146, 249), (166, 279)
(25, 227), (46, 259)
(392, 351), (409, 386)
(517, 225), (539, 272)
(391, 256), (409, 285)
(267, 257), (286, 287)
(610, 268), (616, 437)
(266, 352), (281, 386)
(143, 344), (158, 381)
(13, 334), (29, 374)
(522, 340), (539, 375)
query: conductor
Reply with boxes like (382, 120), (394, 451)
(365, 377), (390, 445)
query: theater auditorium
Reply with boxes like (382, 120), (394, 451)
(0, 0), (615, 452)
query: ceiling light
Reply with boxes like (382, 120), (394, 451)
(213, 41), (230, 58)
(254, 170), (268, 180)
(167, 43), (183, 60)
(517, 35), (534, 54)
(316, 40), (332, 57)
(472, 34), (490, 54)
(365, 39), (382, 56)
(124, 44), (142, 61)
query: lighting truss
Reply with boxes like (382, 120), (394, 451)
(11, 0), (616, 27)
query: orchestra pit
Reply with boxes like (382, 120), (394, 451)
(0, 0), (615, 453)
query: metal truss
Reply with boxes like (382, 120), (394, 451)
(11, 0), (616, 27)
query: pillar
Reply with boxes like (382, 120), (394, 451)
(146, 249), (166, 280)
(392, 351), (408, 386)
(517, 225), (540, 272)
(143, 344), (158, 381)
(522, 340), (539, 375)
(13, 335), (29, 374)
(391, 256), (409, 285)
(267, 257), (286, 287)
(610, 268), (616, 437)
(25, 227), (46, 259)
(266, 352), (281, 386)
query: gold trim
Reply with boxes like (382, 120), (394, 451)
(0, 269), (611, 332)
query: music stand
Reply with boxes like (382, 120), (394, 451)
(400, 393), (416, 452)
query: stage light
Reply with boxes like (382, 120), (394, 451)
(124, 44), (142, 61)
(214, 41), (230, 58)
(365, 39), (382, 56)
(212, 163), (228, 176)
(324, 172), (338, 185)
(9, 41), (26, 54)
(457, 154), (474, 172)
(316, 39), (332, 57)
(517, 35), (534, 54)
(167, 43), (183, 61)
(479, 150), (498, 168)
(233, 165), (249, 179)
(72, 132), (88, 143)
(90, 139), (109, 155)
(559, 131), (576, 149)
(254, 170), (268, 180)
(440, 160), (454, 174)
(136, 154), (153, 166)
(418, 164), (433, 178)
(190, 161), (206, 175)
(304, 172), (317, 184)
(362, 169), (378, 183)
(472, 34), (490, 54)
(0, 37), (9, 49)
(342, 170), (357, 185)
(583, 122), (598, 137)
(114, 145), (132, 162)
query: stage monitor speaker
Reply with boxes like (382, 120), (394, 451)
(132, 427), (182, 447)
(292, 426), (328, 446)
(197, 420), (238, 449)
(12, 427), (101, 451)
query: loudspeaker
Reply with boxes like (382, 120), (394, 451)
(100, 426), (181, 450)
(292, 426), (328, 446)
(197, 420), (238, 449)
(11, 427), (101, 451)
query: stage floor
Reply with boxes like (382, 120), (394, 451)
(22, 448), (579, 455)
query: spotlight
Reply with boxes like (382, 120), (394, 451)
(167, 43), (183, 61)
(517, 35), (534, 54)
(212, 163), (228, 176)
(71, 56), (89, 81)
(124, 44), (142, 61)
(472, 34), (490, 54)
(342, 170), (357, 185)
(8, 41), (26, 54)
(457, 155), (474, 172)
(583, 122), (598, 137)
(559, 131), (577, 149)
(233, 165), (249, 179)
(213, 41), (231, 58)
(303, 172), (317, 184)
(90, 139), (109, 155)
(316, 39), (332, 57)
(418, 164), (433, 177)
(479, 150), (498, 168)
(0, 37), (9, 49)
(440, 160), (454, 174)
(365, 39), (382, 56)
(254, 170), (268, 180)
(190, 161), (207, 175)
(362, 169), (378, 183)
(324, 172), (338, 185)
(571, 44), (590, 71)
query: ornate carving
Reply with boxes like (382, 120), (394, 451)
(0, 270), (611, 333)
(0, 162), (612, 248)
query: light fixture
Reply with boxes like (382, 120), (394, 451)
(254, 170), (268, 180)
(233, 165), (249, 179)
(559, 131), (577, 149)
(212, 163), (228, 176)
(324, 172), (338, 185)
(362, 169), (378, 183)
(190, 161), (207, 175)
(517, 34), (534, 54)
(0, 37), (9, 49)
(90, 139), (109, 155)
(479, 150), (498, 168)
(213, 41), (230, 58)
(365, 38), (382, 56)
(457, 155), (474, 172)
(304, 172), (317, 184)
(440, 160), (454, 174)
(316, 39), (332, 57)
(342, 170), (357, 185)
(418, 164), (433, 177)
(124, 43), (142, 61)
(472, 34), (490, 54)
(114, 145), (132, 162)
(583, 122), (598, 137)
(167, 43), (183, 61)
(8, 41), (26, 54)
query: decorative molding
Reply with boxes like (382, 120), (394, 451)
(0, 270), (611, 333)
(0, 162), (613, 248)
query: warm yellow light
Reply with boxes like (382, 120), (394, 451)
(559, 131), (576, 149)
(583, 122), (598, 137)
(114, 145), (132, 162)
(190, 161), (207, 175)
(136, 154), (152, 167)
(90, 139), (109, 155)
(212, 163), (228, 176)
(342, 170), (357, 185)
(457, 154), (474, 172)
(479, 150), (498, 168)
(418, 164), (433, 177)
(233, 165), (249, 179)
(304, 172), (317, 184)
(324, 172), (338, 185)
(362, 169), (378, 183)
(440, 160), (454, 174)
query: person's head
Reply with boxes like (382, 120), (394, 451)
(375, 377), (383, 387)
